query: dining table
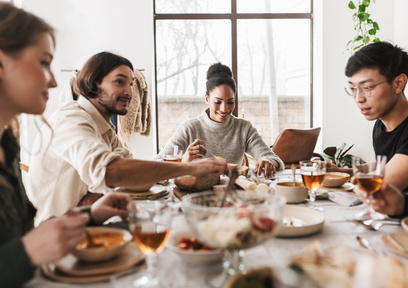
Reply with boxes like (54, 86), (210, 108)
(24, 169), (408, 288)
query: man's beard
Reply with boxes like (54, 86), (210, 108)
(97, 90), (128, 116)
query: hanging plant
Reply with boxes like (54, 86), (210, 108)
(346, 0), (380, 54)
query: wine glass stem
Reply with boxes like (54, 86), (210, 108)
(309, 190), (316, 203)
(366, 195), (376, 218)
(146, 253), (157, 278)
(223, 249), (245, 276)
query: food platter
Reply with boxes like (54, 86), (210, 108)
(275, 205), (325, 237)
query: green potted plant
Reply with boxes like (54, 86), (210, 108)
(316, 143), (356, 168)
(346, 0), (380, 53)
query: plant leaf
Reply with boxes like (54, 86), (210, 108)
(368, 28), (376, 35)
(373, 22), (380, 30)
(323, 147), (337, 157)
(358, 12), (370, 21)
(362, 0), (370, 7)
(339, 144), (354, 159)
(373, 37), (381, 43)
(354, 35), (363, 41)
(348, 1), (356, 9)
(354, 44), (364, 50)
(363, 36), (371, 44)
(358, 5), (366, 12)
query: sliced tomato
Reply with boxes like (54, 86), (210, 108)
(252, 217), (276, 233)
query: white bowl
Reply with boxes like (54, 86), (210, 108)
(166, 228), (223, 265)
(274, 181), (308, 204)
(73, 227), (132, 263)
(322, 172), (350, 188)
(275, 205), (325, 237)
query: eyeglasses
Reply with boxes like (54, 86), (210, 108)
(344, 79), (390, 98)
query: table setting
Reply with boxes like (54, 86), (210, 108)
(25, 162), (408, 288)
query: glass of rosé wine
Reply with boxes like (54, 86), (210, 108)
(352, 155), (387, 221)
(300, 160), (327, 211)
(124, 200), (172, 288)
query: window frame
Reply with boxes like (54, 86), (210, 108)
(153, 0), (314, 153)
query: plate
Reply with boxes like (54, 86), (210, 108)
(116, 185), (168, 199)
(275, 205), (325, 237)
(167, 228), (223, 265)
(382, 230), (408, 257)
(321, 182), (354, 192)
(55, 242), (144, 277)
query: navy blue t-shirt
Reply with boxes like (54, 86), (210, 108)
(373, 116), (408, 192)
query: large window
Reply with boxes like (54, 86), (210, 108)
(154, 0), (312, 150)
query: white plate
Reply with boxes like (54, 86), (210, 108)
(275, 205), (325, 237)
(167, 228), (223, 265)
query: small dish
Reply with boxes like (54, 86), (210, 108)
(274, 181), (308, 204)
(275, 205), (325, 237)
(322, 172), (350, 188)
(73, 227), (132, 263)
(166, 228), (223, 265)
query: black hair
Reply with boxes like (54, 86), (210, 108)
(206, 62), (236, 95)
(345, 42), (408, 83)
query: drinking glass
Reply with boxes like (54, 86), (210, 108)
(124, 200), (172, 288)
(352, 155), (387, 221)
(163, 145), (182, 162)
(299, 160), (327, 211)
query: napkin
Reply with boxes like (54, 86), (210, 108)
(317, 190), (362, 207)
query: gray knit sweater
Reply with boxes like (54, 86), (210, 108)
(155, 109), (284, 170)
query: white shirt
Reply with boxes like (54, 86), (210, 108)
(26, 96), (132, 225)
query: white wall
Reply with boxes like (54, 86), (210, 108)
(20, 0), (156, 167)
(318, 0), (395, 161)
(19, 0), (407, 166)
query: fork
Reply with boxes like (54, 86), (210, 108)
(353, 219), (400, 231)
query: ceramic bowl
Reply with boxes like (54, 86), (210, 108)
(401, 217), (408, 233)
(274, 181), (308, 204)
(322, 172), (350, 187)
(166, 228), (223, 265)
(73, 227), (132, 263)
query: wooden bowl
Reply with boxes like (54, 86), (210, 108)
(323, 172), (350, 187)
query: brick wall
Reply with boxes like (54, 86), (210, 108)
(157, 96), (308, 148)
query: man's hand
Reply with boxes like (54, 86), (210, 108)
(352, 177), (405, 216)
(188, 157), (228, 177)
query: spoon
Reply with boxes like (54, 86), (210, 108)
(84, 230), (103, 248)
(291, 163), (297, 186)
(356, 236), (376, 253)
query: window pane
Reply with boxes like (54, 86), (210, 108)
(237, 0), (311, 13)
(238, 19), (311, 146)
(156, 20), (231, 148)
(156, 0), (230, 14)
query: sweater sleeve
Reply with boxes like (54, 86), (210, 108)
(245, 123), (284, 170)
(154, 123), (192, 160)
(0, 238), (35, 287)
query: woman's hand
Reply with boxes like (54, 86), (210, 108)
(90, 192), (132, 225)
(352, 177), (405, 216)
(182, 139), (208, 162)
(255, 157), (277, 179)
(21, 212), (89, 266)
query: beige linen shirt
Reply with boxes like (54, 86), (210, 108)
(27, 96), (132, 226)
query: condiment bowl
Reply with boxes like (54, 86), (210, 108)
(322, 172), (350, 187)
(73, 227), (132, 263)
(166, 228), (223, 265)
